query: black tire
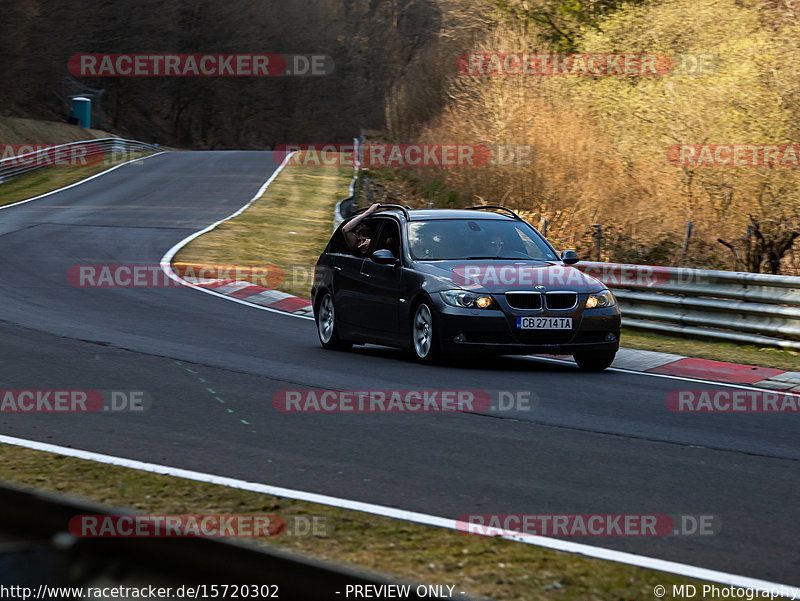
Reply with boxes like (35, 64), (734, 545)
(410, 300), (440, 363)
(573, 350), (616, 371)
(316, 292), (352, 351)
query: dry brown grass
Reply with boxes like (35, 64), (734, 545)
(382, 4), (800, 274)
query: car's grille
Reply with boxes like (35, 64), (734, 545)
(505, 292), (543, 310)
(545, 292), (578, 310)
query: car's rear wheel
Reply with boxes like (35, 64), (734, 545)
(411, 301), (440, 363)
(573, 350), (616, 371)
(316, 292), (352, 351)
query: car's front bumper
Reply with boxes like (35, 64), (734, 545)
(430, 293), (621, 355)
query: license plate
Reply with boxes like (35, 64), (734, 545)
(516, 317), (572, 329)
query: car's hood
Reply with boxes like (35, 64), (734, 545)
(414, 259), (606, 293)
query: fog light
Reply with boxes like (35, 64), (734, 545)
(605, 332), (617, 342)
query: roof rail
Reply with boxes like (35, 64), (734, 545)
(351, 203), (410, 219)
(466, 205), (522, 220)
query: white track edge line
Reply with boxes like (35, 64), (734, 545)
(0, 434), (796, 596)
(148, 153), (800, 593)
(0, 151), (166, 211)
(158, 150), (313, 321)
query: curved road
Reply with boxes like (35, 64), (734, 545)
(0, 152), (797, 584)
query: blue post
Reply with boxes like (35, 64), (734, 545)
(71, 97), (91, 128)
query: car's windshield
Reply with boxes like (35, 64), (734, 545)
(407, 219), (559, 261)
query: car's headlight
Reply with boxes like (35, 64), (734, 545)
(440, 290), (496, 309)
(585, 289), (616, 309)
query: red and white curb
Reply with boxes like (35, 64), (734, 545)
(643, 355), (800, 391)
(542, 347), (800, 391)
(183, 277), (313, 316)
(159, 150), (315, 320)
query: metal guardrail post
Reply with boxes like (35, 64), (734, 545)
(334, 138), (362, 231)
(592, 224), (602, 261)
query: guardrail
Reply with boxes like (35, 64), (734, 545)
(576, 261), (800, 349)
(0, 482), (480, 599)
(0, 138), (162, 184)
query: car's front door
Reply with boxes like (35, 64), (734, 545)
(358, 218), (404, 340)
(325, 228), (365, 329)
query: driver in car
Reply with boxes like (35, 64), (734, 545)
(343, 203), (380, 255)
(487, 233), (506, 257)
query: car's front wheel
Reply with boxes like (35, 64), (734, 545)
(573, 350), (616, 371)
(316, 292), (352, 351)
(411, 301), (440, 363)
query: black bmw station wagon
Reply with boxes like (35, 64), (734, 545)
(311, 205), (621, 370)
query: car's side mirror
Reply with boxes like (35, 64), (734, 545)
(372, 249), (399, 265)
(561, 250), (579, 265)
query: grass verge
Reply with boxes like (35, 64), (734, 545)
(0, 443), (707, 600)
(0, 154), (151, 207)
(0, 115), (110, 145)
(620, 328), (798, 371)
(0, 116), (157, 207)
(174, 155), (352, 298)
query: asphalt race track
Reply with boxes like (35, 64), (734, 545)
(0, 151), (797, 584)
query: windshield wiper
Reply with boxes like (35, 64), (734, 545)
(464, 255), (535, 260)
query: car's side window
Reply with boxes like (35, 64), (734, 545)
(333, 218), (380, 256)
(357, 218), (380, 256)
(371, 219), (401, 258)
(514, 226), (549, 259)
